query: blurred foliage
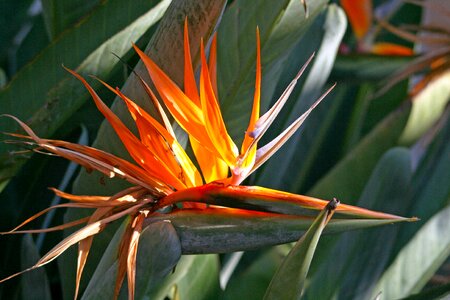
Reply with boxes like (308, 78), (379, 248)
(0, 0), (449, 299)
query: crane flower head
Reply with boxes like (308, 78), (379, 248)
(1, 20), (407, 300)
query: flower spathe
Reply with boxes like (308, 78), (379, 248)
(1, 21), (409, 300)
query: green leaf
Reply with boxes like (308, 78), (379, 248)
(257, 4), (346, 191)
(20, 234), (51, 300)
(394, 109), (450, 250)
(0, 68), (6, 88)
(372, 205), (450, 300)
(218, 0), (329, 144)
(0, 0), (170, 182)
(147, 254), (220, 300)
(41, 0), (101, 40)
(399, 281), (450, 300)
(148, 209), (413, 254)
(0, 1), (34, 69)
(399, 71), (450, 145)
(331, 55), (412, 82)
(264, 199), (338, 299)
(308, 103), (411, 202)
(304, 148), (414, 299)
(222, 246), (291, 300)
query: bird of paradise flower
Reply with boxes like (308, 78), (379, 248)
(1, 21), (410, 299)
(340, 0), (414, 56)
(341, 0), (450, 96)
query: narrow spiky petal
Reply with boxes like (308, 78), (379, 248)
(115, 218), (133, 299)
(135, 76), (176, 137)
(251, 84), (336, 175)
(0, 200), (151, 284)
(245, 53), (315, 152)
(3, 218), (89, 235)
(5, 115), (170, 193)
(114, 88), (202, 188)
(133, 45), (213, 149)
(208, 33), (219, 98)
(240, 27), (261, 173)
(199, 39), (239, 167)
(50, 186), (145, 204)
(75, 207), (112, 300)
(182, 23), (228, 183)
(65, 68), (186, 190)
(126, 211), (147, 300)
(95, 78), (202, 188)
(157, 183), (409, 220)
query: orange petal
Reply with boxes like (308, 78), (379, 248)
(199, 40), (239, 167)
(65, 68), (186, 191)
(6, 115), (169, 193)
(115, 217), (133, 299)
(75, 207), (112, 300)
(96, 75), (203, 188)
(133, 45), (211, 149)
(190, 137), (228, 183)
(3, 217), (89, 234)
(114, 88), (202, 188)
(341, 0), (372, 39)
(0, 201), (150, 284)
(371, 42), (414, 56)
(208, 33), (219, 98)
(134, 74), (176, 137)
(239, 27), (262, 175)
(126, 211), (147, 300)
(157, 183), (409, 220)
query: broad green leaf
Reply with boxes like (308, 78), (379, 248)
(341, 83), (374, 151)
(222, 245), (291, 300)
(20, 234), (51, 300)
(304, 148), (414, 299)
(27, 0), (170, 145)
(0, 1), (34, 69)
(41, 0), (101, 40)
(308, 103), (411, 202)
(399, 70), (450, 145)
(399, 281), (450, 300)
(218, 0), (329, 144)
(148, 209), (411, 254)
(146, 254), (220, 300)
(0, 0), (170, 182)
(258, 4), (346, 191)
(82, 221), (182, 300)
(15, 15), (49, 73)
(394, 110), (450, 250)
(0, 69), (6, 88)
(264, 199), (338, 300)
(331, 55), (412, 82)
(372, 205), (450, 299)
(135, 221), (183, 299)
